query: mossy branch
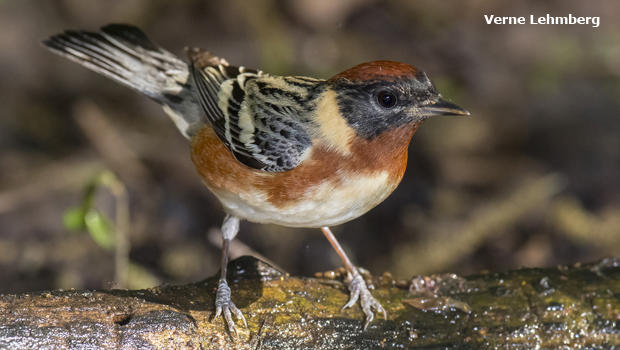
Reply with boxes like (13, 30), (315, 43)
(1, 256), (619, 349)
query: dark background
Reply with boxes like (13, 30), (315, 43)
(1, 0), (619, 292)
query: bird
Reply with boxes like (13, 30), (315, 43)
(43, 24), (469, 333)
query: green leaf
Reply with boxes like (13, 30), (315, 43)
(84, 209), (115, 250)
(63, 207), (87, 231)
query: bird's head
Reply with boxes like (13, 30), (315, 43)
(328, 60), (469, 139)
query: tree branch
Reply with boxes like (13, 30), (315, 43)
(1, 256), (619, 349)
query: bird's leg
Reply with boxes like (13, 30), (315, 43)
(213, 214), (246, 335)
(320, 226), (387, 329)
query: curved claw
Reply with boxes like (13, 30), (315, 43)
(344, 270), (388, 329)
(213, 279), (247, 335)
(342, 285), (360, 310)
(229, 302), (248, 328)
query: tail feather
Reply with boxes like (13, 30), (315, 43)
(43, 24), (203, 138)
(98, 24), (160, 52)
(44, 31), (135, 88)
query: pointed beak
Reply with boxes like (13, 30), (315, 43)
(420, 98), (470, 117)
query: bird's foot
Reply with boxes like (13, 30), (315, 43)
(342, 268), (387, 329)
(214, 279), (247, 335)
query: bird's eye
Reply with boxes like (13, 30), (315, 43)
(377, 91), (397, 108)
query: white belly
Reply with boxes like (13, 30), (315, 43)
(209, 171), (395, 227)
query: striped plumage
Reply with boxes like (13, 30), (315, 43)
(190, 58), (323, 172)
(43, 24), (469, 333)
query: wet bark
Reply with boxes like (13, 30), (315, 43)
(1, 256), (619, 349)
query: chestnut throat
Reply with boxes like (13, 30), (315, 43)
(340, 122), (420, 177)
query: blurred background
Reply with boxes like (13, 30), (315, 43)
(1, 0), (619, 293)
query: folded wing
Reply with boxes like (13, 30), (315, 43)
(190, 56), (324, 172)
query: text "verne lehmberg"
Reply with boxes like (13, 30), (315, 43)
(485, 14), (600, 28)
